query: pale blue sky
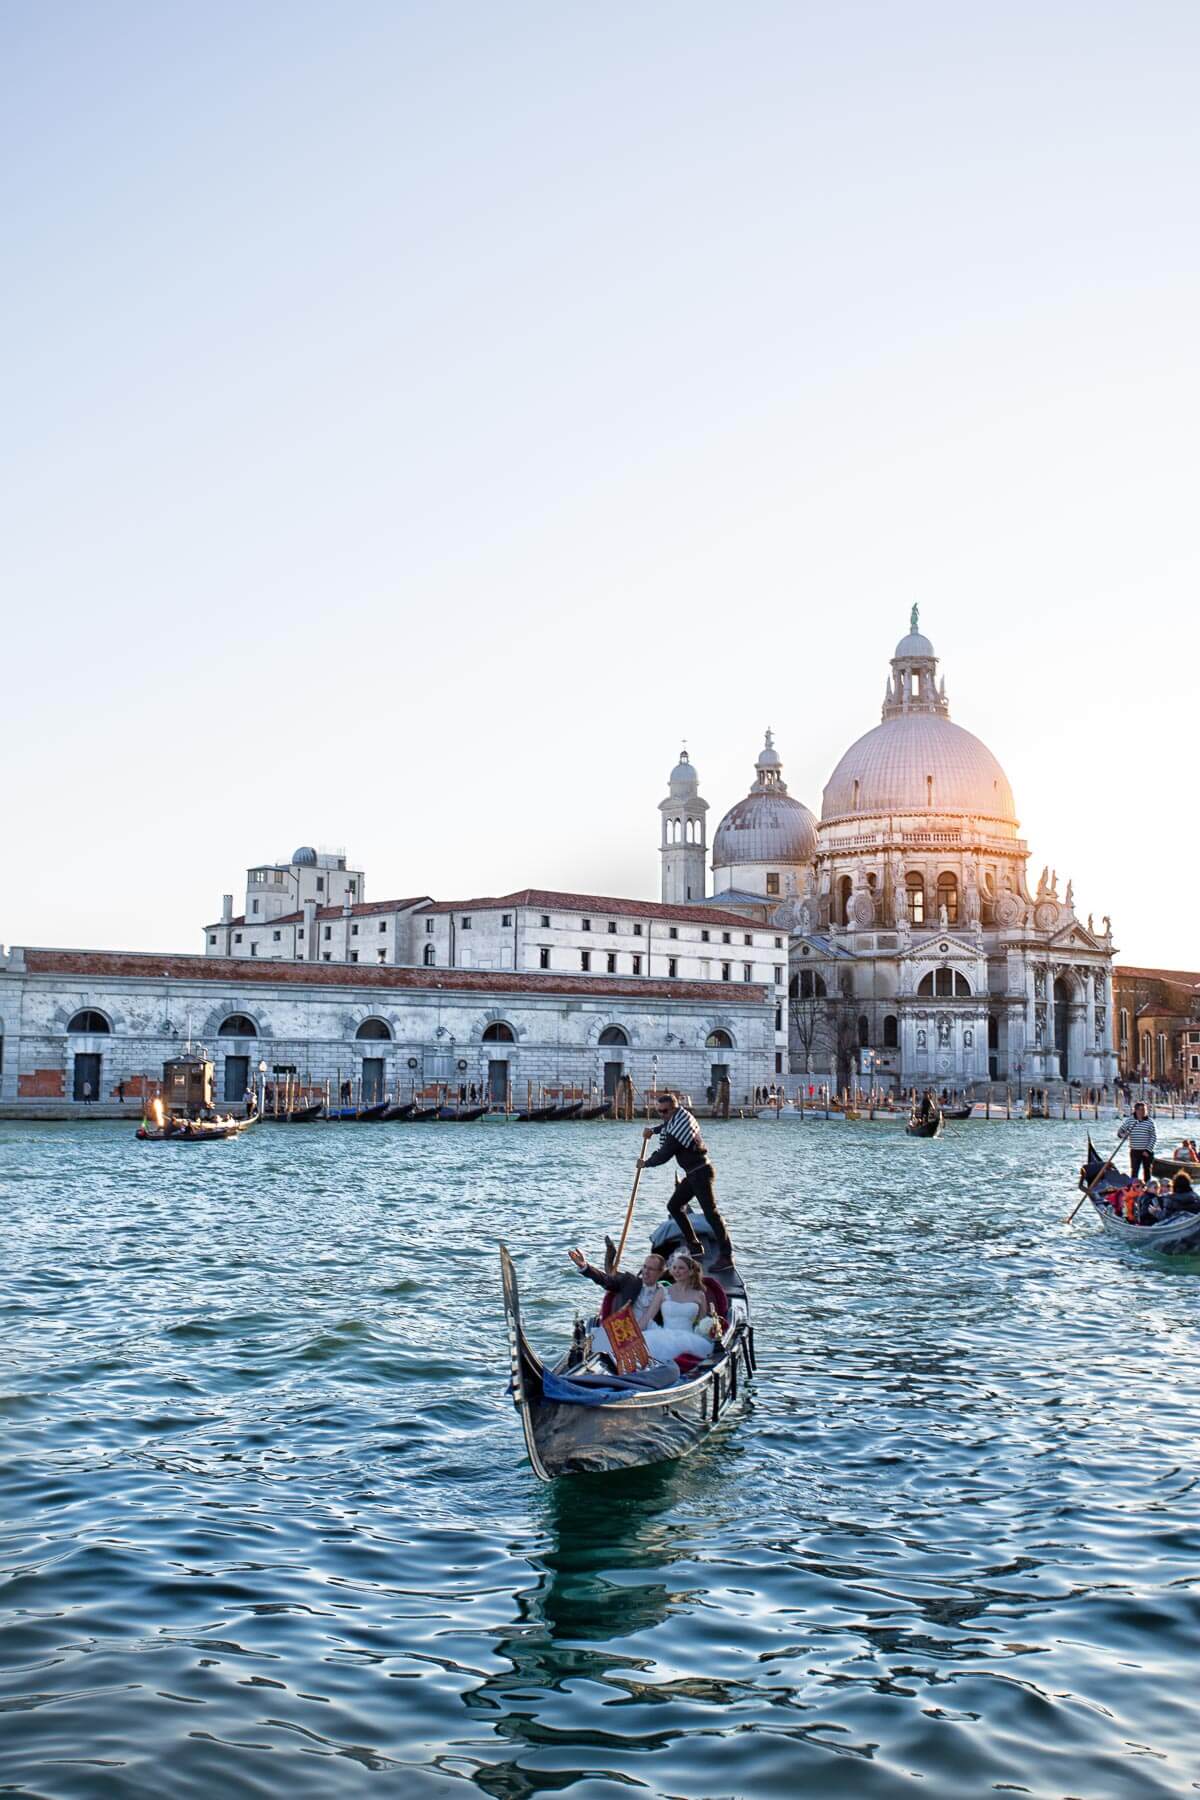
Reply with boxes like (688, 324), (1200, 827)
(3, 2), (1198, 964)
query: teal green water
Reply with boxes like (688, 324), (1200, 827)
(3, 1115), (1200, 1798)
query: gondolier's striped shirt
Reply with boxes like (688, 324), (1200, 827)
(646, 1106), (709, 1173)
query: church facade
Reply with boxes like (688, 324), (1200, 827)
(665, 614), (1118, 1093)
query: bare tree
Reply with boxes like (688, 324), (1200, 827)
(789, 991), (822, 1073)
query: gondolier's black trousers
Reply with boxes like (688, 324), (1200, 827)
(1130, 1148), (1154, 1182)
(668, 1162), (733, 1261)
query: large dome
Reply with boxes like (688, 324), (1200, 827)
(822, 713), (1016, 822)
(713, 730), (818, 869)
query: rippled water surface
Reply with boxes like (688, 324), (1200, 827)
(4, 1115), (1200, 1798)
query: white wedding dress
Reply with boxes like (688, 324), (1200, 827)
(643, 1297), (713, 1361)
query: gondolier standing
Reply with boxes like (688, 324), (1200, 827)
(1117, 1102), (1157, 1182)
(638, 1092), (735, 1269)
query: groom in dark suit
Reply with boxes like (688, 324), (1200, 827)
(568, 1247), (665, 1325)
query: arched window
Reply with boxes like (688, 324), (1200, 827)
(423, 943), (436, 966)
(706, 1029), (733, 1049)
(482, 1022), (515, 1043)
(836, 874), (853, 926)
(67, 1010), (110, 1033)
(355, 1018), (391, 1040)
(791, 969), (827, 1001)
(598, 1025), (629, 1046)
(917, 968), (972, 999)
(218, 1014), (256, 1036)
(906, 874), (926, 925)
(883, 1014), (898, 1048)
(936, 873), (959, 924)
(857, 1015), (869, 1047)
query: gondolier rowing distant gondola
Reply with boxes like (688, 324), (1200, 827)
(638, 1092), (735, 1270)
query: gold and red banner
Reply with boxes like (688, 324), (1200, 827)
(602, 1305), (652, 1374)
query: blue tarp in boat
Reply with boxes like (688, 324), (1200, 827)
(541, 1364), (681, 1406)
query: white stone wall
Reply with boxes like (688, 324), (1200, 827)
(712, 859), (806, 902)
(206, 906), (423, 967)
(0, 957), (777, 1109)
(243, 855), (364, 922)
(417, 903), (790, 1064)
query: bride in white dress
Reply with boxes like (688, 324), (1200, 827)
(642, 1252), (718, 1360)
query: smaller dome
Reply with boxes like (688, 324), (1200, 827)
(894, 630), (934, 660)
(667, 749), (699, 790)
(712, 792), (817, 868)
(713, 732), (817, 869)
(292, 846), (318, 866)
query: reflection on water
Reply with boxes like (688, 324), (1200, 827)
(3, 1116), (1200, 1797)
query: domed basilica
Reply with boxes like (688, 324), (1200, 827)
(661, 612), (1118, 1092)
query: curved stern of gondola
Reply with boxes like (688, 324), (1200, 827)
(500, 1244), (553, 1481)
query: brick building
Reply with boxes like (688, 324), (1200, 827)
(1113, 966), (1200, 1094)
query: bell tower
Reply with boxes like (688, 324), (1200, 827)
(659, 748), (708, 904)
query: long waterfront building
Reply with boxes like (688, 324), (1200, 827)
(0, 614), (1119, 1109)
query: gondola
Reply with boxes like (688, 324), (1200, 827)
(577, 1104), (612, 1121)
(136, 1116), (253, 1143)
(325, 1101), (389, 1121)
(382, 1101), (415, 1121)
(1079, 1139), (1200, 1255)
(260, 1101), (322, 1123)
(501, 1216), (754, 1480)
(549, 1101), (584, 1120)
(514, 1104), (559, 1122)
(906, 1110), (943, 1138)
(1153, 1154), (1200, 1181)
(407, 1103), (444, 1121)
(436, 1104), (489, 1121)
(943, 1104), (973, 1121)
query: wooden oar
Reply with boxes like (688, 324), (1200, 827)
(1065, 1136), (1124, 1226)
(612, 1143), (648, 1270)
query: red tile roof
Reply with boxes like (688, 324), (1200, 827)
(22, 947), (770, 1005)
(205, 898), (429, 930)
(415, 888), (772, 931)
(1117, 965), (1200, 987)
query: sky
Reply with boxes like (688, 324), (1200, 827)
(3, 1), (1198, 967)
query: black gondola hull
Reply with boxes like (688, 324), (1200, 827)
(906, 1113), (944, 1137)
(501, 1244), (752, 1480)
(260, 1102), (322, 1123)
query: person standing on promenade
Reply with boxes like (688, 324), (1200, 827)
(1118, 1102), (1157, 1182)
(637, 1092), (735, 1270)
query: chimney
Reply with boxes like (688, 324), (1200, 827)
(222, 894), (233, 922)
(303, 898), (317, 961)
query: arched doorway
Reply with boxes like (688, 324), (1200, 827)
(599, 1024), (629, 1102)
(482, 1021), (514, 1105)
(1053, 976), (1072, 1080)
(67, 1010), (110, 1103)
